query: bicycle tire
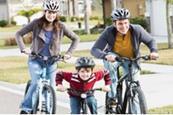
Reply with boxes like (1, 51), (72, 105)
(123, 86), (147, 114)
(42, 84), (56, 114)
(81, 100), (87, 114)
(32, 85), (56, 114)
(105, 93), (117, 114)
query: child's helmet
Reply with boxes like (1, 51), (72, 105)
(75, 57), (95, 69)
(111, 8), (130, 21)
(43, 0), (61, 12)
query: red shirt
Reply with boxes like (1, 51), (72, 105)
(56, 70), (111, 97)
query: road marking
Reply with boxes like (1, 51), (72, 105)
(0, 85), (70, 109)
(0, 85), (24, 96)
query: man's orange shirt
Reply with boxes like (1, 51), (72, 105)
(113, 30), (134, 58)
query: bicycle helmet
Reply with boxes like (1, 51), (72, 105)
(111, 8), (130, 21)
(75, 57), (95, 69)
(43, 0), (61, 12)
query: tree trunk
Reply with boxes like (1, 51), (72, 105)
(84, 0), (90, 34)
(166, 0), (173, 48)
(6, 0), (11, 25)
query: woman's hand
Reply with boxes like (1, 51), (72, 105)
(21, 48), (31, 55)
(101, 85), (110, 92)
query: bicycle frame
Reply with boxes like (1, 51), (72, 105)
(30, 53), (64, 113)
(67, 88), (102, 114)
(106, 55), (149, 114)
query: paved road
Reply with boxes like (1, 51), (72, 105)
(0, 63), (173, 114)
(0, 70), (173, 114)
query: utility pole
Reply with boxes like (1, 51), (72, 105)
(84, 0), (90, 34)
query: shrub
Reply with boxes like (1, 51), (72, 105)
(130, 17), (148, 30)
(11, 20), (16, 25)
(105, 17), (112, 26)
(4, 37), (17, 46)
(90, 16), (99, 20)
(73, 29), (86, 35)
(59, 16), (67, 22)
(70, 16), (79, 22)
(0, 20), (8, 27)
(4, 33), (32, 46)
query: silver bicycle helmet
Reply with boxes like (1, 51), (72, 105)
(111, 8), (130, 21)
(43, 0), (61, 12)
(75, 57), (95, 69)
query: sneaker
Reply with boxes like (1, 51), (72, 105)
(20, 110), (29, 114)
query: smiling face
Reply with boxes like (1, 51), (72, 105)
(78, 67), (93, 81)
(114, 19), (130, 35)
(45, 10), (57, 22)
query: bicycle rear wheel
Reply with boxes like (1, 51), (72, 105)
(124, 86), (147, 114)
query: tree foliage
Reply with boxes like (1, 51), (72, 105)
(17, 8), (41, 22)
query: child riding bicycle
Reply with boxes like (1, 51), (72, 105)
(56, 57), (111, 114)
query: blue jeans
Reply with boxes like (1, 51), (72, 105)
(70, 96), (97, 114)
(103, 52), (140, 113)
(20, 58), (57, 113)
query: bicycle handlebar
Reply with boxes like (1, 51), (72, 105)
(29, 52), (65, 62)
(115, 55), (150, 63)
(66, 88), (102, 98)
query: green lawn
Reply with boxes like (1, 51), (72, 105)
(0, 26), (22, 32)
(148, 105), (173, 114)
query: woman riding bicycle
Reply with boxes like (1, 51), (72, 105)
(56, 57), (111, 114)
(15, 0), (79, 114)
(91, 8), (159, 113)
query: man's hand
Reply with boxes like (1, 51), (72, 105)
(101, 85), (110, 92)
(64, 53), (71, 60)
(150, 52), (159, 60)
(57, 84), (66, 92)
(105, 54), (116, 62)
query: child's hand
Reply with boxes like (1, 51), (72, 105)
(101, 85), (110, 92)
(57, 84), (66, 92)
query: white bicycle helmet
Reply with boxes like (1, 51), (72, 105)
(111, 8), (130, 21)
(43, 0), (61, 12)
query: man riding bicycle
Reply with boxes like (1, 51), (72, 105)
(91, 8), (159, 113)
(15, 0), (79, 114)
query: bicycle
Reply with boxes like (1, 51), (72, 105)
(23, 52), (64, 114)
(105, 55), (150, 114)
(65, 88), (102, 114)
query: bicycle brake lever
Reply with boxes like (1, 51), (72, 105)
(115, 57), (122, 62)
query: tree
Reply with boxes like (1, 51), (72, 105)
(17, 8), (41, 23)
(166, 0), (173, 48)
(84, 0), (90, 34)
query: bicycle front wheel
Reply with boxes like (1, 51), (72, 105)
(42, 85), (56, 114)
(124, 86), (147, 114)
